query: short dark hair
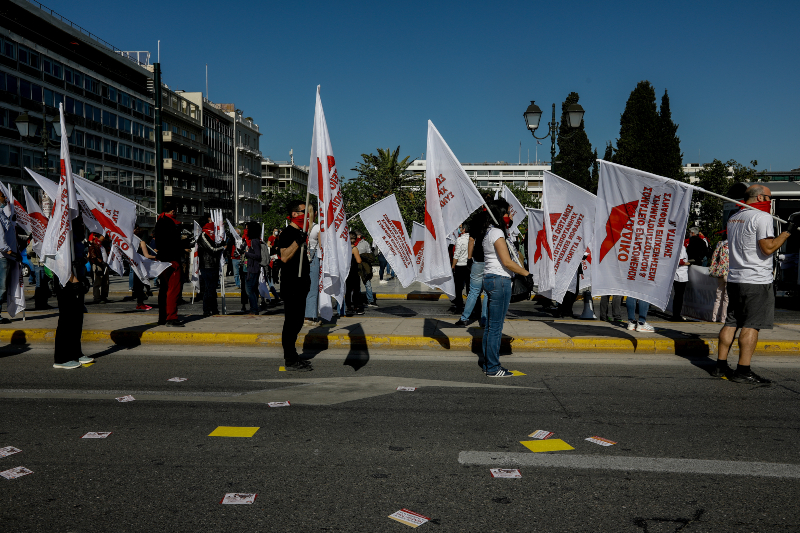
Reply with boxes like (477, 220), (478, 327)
(163, 200), (175, 213)
(286, 199), (305, 215)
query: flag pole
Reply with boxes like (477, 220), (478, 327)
(298, 187), (310, 277)
(691, 186), (788, 224)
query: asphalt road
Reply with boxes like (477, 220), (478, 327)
(2, 345), (800, 531)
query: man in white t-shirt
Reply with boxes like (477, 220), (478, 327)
(715, 184), (796, 384)
(451, 225), (470, 312)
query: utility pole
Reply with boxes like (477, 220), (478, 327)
(154, 63), (164, 213)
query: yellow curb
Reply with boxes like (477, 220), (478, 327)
(1, 328), (799, 354)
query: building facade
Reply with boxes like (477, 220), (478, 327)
(405, 160), (550, 200)
(261, 156), (309, 194)
(162, 88), (205, 219)
(220, 107), (262, 224)
(0, 0), (157, 225)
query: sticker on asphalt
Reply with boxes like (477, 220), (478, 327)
(528, 430), (553, 440)
(167, 377), (187, 382)
(81, 432), (112, 439)
(0, 466), (33, 479)
(388, 508), (430, 527)
(510, 370), (526, 376)
(586, 436), (616, 446)
(396, 387), (417, 391)
(490, 468), (522, 478)
(220, 493), (257, 504)
(115, 395), (135, 402)
(268, 401), (290, 408)
(0, 446), (21, 458)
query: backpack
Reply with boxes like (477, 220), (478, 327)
(259, 240), (270, 266)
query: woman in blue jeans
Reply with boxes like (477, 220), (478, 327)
(455, 221), (488, 327)
(478, 201), (533, 377)
(625, 297), (654, 332)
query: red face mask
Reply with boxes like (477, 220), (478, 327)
(502, 214), (512, 229)
(288, 214), (307, 228)
(747, 201), (771, 213)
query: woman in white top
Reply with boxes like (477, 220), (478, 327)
(304, 207), (320, 325)
(479, 199), (532, 377)
(671, 245), (690, 322)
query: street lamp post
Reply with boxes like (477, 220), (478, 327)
(523, 101), (585, 166)
(14, 102), (73, 181)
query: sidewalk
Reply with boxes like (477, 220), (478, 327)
(2, 311), (799, 355)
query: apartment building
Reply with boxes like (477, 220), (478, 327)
(162, 88), (205, 219)
(405, 160), (550, 200)
(0, 0), (157, 224)
(229, 109), (262, 223)
(261, 155), (309, 194)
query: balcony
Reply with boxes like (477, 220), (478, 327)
(237, 166), (259, 178)
(235, 114), (259, 133)
(238, 190), (259, 200)
(164, 158), (205, 174)
(165, 185), (207, 201)
(163, 131), (205, 153)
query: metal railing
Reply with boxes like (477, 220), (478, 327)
(25, 0), (150, 68)
(235, 114), (259, 132)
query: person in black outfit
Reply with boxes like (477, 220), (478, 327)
(153, 201), (186, 327)
(53, 218), (94, 369)
(686, 227), (709, 266)
(278, 199), (312, 371)
(242, 221), (263, 315)
(198, 217), (226, 316)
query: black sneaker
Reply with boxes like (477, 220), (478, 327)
(486, 368), (514, 378)
(730, 370), (771, 385)
(454, 319), (467, 327)
(711, 364), (731, 378)
(355, 308), (365, 315)
(285, 361), (313, 372)
(165, 319), (185, 327)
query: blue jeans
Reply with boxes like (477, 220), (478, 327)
(378, 254), (388, 280)
(460, 261), (488, 324)
(482, 274), (512, 374)
(0, 256), (8, 311)
(129, 270), (134, 291)
(305, 251), (319, 319)
(245, 272), (259, 313)
(626, 297), (650, 323)
(364, 278), (374, 303)
(232, 259), (240, 288)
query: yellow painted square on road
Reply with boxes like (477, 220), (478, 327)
(520, 439), (574, 453)
(510, 370), (526, 376)
(209, 426), (260, 438)
(279, 366), (286, 372)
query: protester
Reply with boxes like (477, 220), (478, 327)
(198, 217), (226, 317)
(686, 227), (709, 266)
(376, 244), (390, 284)
(626, 297), (653, 332)
(243, 221), (262, 315)
(231, 227), (242, 289)
(355, 230), (376, 307)
(345, 231), (364, 316)
(715, 184), (795, 383)
(671, 245), (689, 321)
(87, 233), (110, 304)
(52, 217), (94, 369)
(304, 209), (320, 326)
(132, 226), (155, 310)
(278, 200), (313, 371)
(479, 199), (532, 377)
(709, 236), (730, 322)
(0, 191), (19, 324)
(598, 295), (623, 323)
(153, 201), (185, 327)
(455, 218), (488, 327)
(269, 228), (282, 286)
(451, 224), (470, 314)
(26, 237), (51, 310)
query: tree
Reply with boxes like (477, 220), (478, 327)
(342, 146), (421, 239)
(692, 159), (759, 247)
(656, 90), (685, 182)
(613, 81), (660, 174)
(589, 149), (599, 195)
(603, 142), (613, 161)
(552, 92), (595, 193)
(251, 185), (314, 235)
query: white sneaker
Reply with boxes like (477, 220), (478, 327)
(626, 320), (636, 331)
(379, 280), (388, 285)
(53, 360), (81, 369)
(636, 322), (654, 332)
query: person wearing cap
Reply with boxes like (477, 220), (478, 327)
(714, 184), (796, 383)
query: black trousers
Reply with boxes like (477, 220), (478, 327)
(345, 270), (361, 311)
(453, 265), (470, 309)
(54, 279), (85, 364)
(282, 282), (309, 364)
(200, 267), (219, 314)
(673, 281), (688, 318)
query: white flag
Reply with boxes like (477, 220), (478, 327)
(410, 221), (425, 273)
(226, 219), (242, 248)
(106, 241), (125, 276)
(308, 86), (350, 321)
(26, 168), (103, 235)
(24, 187), (48, 256)
(592, 160), (693, 310)
(426, 121), (485, 237)
(190, 221), (201, 292)
(542, 171), (596, 303)
(526, 208), (552, 292)
(499, 185), (526, 237)
(356, 195), (416, 287)
(2, 186), (24, 317)
(41, 103), (78, 286)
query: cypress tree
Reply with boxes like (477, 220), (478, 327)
(613, 81), (659, 174)
(553, 92), (594, 191)
(657, 90), (685, 182)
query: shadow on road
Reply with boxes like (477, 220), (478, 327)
(0, 336), (31, 359)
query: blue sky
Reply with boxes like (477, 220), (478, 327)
(45, 0), (800, 175)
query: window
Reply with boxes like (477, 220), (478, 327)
(181, 129), (187, 138)
(44, 88), (64, 108)
(85, 104), (101, 122)
(143, 102), (151, 116)
(172, 151), (178, 160)
(18, 46), (39, 68)
(119, 144), (132, 159)
(190, 105), (197, 120)
(19, 80), (43, 102)
(145, 151), (154, 165)
(191, 205), (197, 213)
(102, 111), (117, 128)
(190, 132), (196, 141)
(0, 108), (16, 129)
(190, 157), (196, 165)
(1, 39), (15, 59)
(0, 144), (20, 167)
(106, 86), (117, 102)
(181, 154), (187, 163)
(103, 138), (117, 155)
(118, 117), (131, 133)
(42, 58), (63, 79)
(144, 126), (153, 141)
(84, 76), (99, 94)
(85, 133), (101, 151)
(69, 129), (84, 147)
(163, 148), (169, 159)
(118, 92), (130, 108)
(132, 122), (144, 137)
(162, 121), (168, 131)
(172, 125), (179, 134)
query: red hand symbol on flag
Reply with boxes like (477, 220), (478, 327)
(534, 213), (560, 264)
(91, 209), (128, 239)
(423, 204), (436, 240)
(598, 200), (639, 263)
